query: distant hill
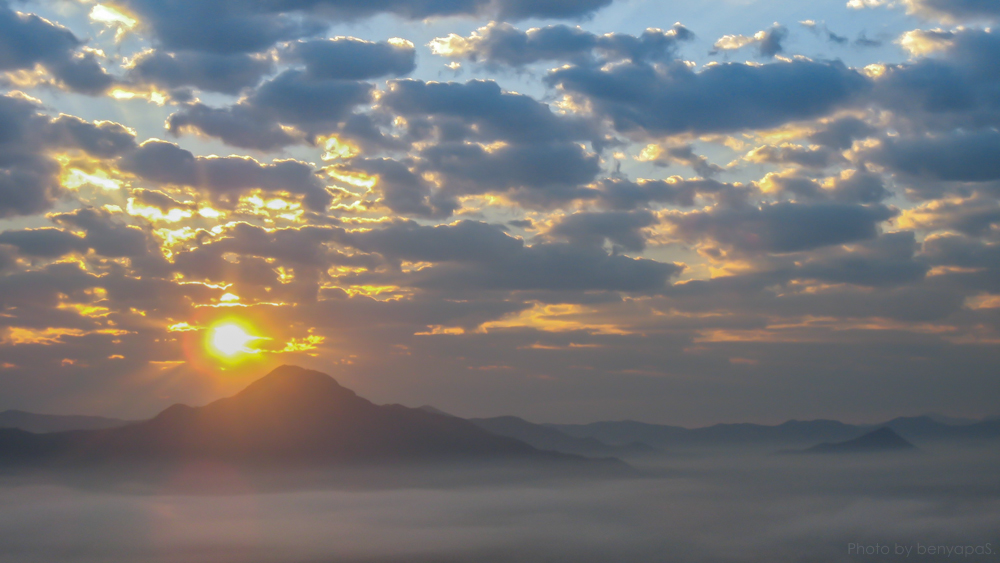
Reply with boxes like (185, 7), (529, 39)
(0, 410), (131, 433)
(548, 419), (862, 448)
(799, 427), (916, 454)
(0, 366), (616, 470)
(469, 416), (654, 458)
(549, 416), (1000, 449)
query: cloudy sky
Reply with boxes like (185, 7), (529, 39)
(0, 0), (997, 425)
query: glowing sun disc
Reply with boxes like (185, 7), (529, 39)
(211, 324), (258, 356)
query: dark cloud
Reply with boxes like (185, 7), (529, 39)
(807, 117), (875, 150)
(335, 220), (682, 293)
(45, 115), (137, 158)
(0, 95), (133, 218)
(755, 24), (788, 58)
(284, 37), (416, 80)
(904, 195), (1000, 237)
(336, 157), (452, 218)
(548, 59), (870, 138)
(761, 170), (891, 203)
(126, 50), (275, 95)
(800, 21), (848, 45)
(874, 28), (1000, 131)
(594, 177), (746, 211)
(548, 210), (658, 251)
(710, 24), (788, 59)
(0, 1), (112, 94)
(746, 144), (844, 169)
(642, 145), (724, 178)
(114, 0), (614, 55)
(669, 202), (897, 253)
(51, 208), (151, 259)
(431, 22), (692, 67)
(866, 130), (1000, 183)
(120, 140), (333, 210)
(903, 0), (1000, 22)
(793, 231), (928, 287)
(380, 79), (597, 146)
(417, 141), (601, 207)
(361, 79), (605, 212)
(167, 70), (374, 150)
(0, 228), (88, 258)
(129, 189), (195, 213)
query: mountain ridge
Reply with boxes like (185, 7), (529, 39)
(0, 366), (621, 471)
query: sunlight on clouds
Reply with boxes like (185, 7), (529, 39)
(319, 136), (359, 161)
(281, 334), (325, 354)
(110, 87), (167, 105)
(62, 168), (121, 191)
(713, 34), (757, 51)
(89, 4), (137, 42)
(898, 29), (955, 56)
(4, 327), (128, 346)
(327, 167), (377, 191)
(127, 198), (193, 222)
(476, 303), (637, 336)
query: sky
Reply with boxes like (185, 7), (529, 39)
(0, 0), (998, 426)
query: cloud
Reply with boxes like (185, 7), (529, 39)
(0, 94), (135, 219)
(807, 117), (875, 150)
(0, 228), (88, 258)
(126, 50), (275, 95)
(51, 208), (152, 259)
(284, 37), (416, 80)
(865, 130), (1000, 183)
(668, 201), (897, 253)
(380, 79), (597, 146)
(901, 0), (1000, 22)
(417, 141), (601, 207)
(429, 22), (693, 67)
(112, 0), (615, 55)
(335, 220), (683, 293)
(758, 170), (892, 203)
(120, 140), (333, 211)
(711, 24), (788, 58)
(799, 20), (849, 45)
(548, 59), (870, 138)
(594, 177), (743, 211)
(547, 210), (658, 251)
(874, 28), (1000, 131)
(636, 144), (724, 178)
(0, 0), (112, 94)
(166, 69), (375, 150)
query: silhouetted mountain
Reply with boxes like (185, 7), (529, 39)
(0, 366), (616, 470)
(799, 427), (916, 454)
(0, 410), (131, 433)
(548, 419), (862, 448)
(469, 416), (654, 457)
(417, 405), (456, 417)
(922, 413), (980, 426)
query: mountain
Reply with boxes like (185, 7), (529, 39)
(0, 410), (131, 433)
(548, 419), (863, 448)
(800, 427), (916, 454)
(0, 366), (614, 470)
(469, 416), (654, 458)
(417, 405), (456, 417)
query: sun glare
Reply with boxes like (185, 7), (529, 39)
(211, 324), (259, 357)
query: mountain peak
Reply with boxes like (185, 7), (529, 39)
(803, 426), (916, 454)
(236, 365), (355, 400)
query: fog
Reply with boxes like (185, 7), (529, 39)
(1, 445), (998, 563)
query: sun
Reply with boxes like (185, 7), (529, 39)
(210, 324), (259, 357)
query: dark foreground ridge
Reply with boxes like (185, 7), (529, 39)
(797, 427), (917, 454)
(0, 366), (627, 473)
